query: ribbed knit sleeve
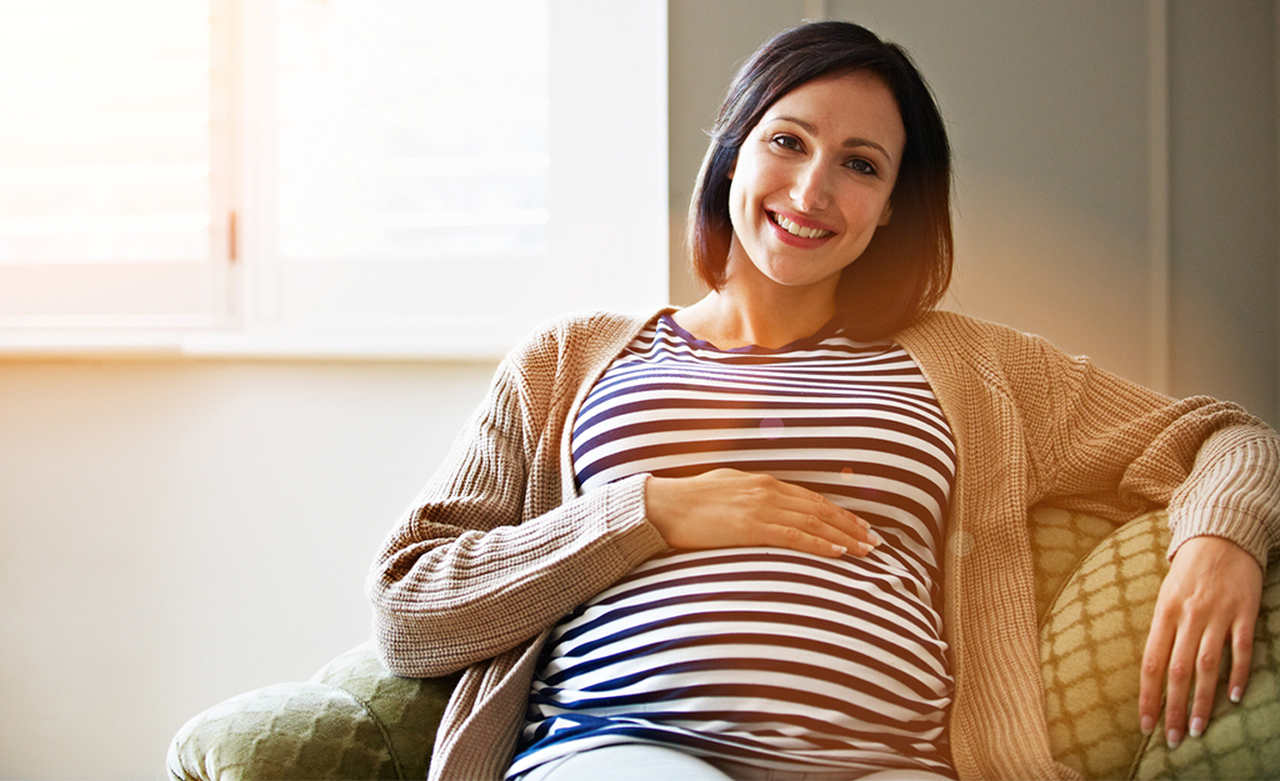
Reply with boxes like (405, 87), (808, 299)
(365, 327), (669, 678)
(1166, 424), (1280, 567)
(997, 325), (1280, 570)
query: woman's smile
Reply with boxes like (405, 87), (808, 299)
(766, 208), (836, 244)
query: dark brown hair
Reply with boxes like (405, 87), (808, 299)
(687, 21), (953, 340)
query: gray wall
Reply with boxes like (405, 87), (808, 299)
(667, 0), (808, 309)
(668, 0), (1279, 425)
(1169, 1), (1277, 419)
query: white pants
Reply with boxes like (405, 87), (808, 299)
(515, 744), (955, 781)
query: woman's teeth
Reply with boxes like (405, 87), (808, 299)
(770, 211), (833, 239)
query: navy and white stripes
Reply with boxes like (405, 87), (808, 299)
(509, 313), (958, 778)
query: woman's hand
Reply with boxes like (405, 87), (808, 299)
(643, 468), (883, 557)
(1139, 535), (1263, 749)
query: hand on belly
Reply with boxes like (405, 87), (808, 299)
(644, 467), (884, 558)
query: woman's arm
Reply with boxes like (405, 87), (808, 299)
(998, 325), (1280, 748)
(365, 343), (668, 679)
(998, 327), (1279, 564)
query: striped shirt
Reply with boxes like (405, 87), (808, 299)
(508, 312), (958, 778)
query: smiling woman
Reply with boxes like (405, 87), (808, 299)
(701, 71), (903, 342)
(687, 27), (952, 345)
(157, 11), (1280, 781)
(735, 73), (899, 266)
(359, 18), (1280, 781)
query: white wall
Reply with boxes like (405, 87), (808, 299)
(2, 2), (1277, 779)
(1, 358), (497, 779)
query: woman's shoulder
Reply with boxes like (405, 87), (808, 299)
(502, 306), (667, 372)
(905, 309), (1056, 354)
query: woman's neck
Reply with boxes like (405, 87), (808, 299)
(675, 288), (838, 351)
(675, 238), (843, 349)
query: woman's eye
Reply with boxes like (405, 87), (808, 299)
(771, 134), (802, 151)
(846, 158), (877, 176)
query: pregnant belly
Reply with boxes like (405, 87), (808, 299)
(532, 547), (952, 737)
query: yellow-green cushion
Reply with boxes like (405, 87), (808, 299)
(1030, 505), (1123, 622)
(308, 642), (460, 781)
(1040, 510), (1171, 779)
(1038, 508), (1280, 781)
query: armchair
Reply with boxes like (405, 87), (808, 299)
(167, 507), (1279, 780)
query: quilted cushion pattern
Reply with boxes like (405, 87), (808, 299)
(309, 642), (460, 781)
(1131, 558), (1280, 780)
(167, 644), (460, 781)
(1040, 510), (1171, 779)
(1029, 504), (1121, 622)
(165, 681), (396, 780)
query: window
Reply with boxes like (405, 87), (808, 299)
(0, 1), (231, 329)
(0, 0), (668, 357)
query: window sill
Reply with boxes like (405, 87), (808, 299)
(0, 329), (508, 362)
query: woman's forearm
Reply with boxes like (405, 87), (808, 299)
(367, 469), (664, 677)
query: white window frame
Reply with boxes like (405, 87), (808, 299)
(0, 0), (239, 342)
(0, 0), (669, 360)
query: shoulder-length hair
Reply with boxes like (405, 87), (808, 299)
(687, 21), (953, 341)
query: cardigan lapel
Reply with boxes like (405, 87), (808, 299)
(557, 306), (681, 502)
(895, 312), (1076, 781)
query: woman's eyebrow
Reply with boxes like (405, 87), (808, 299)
(770, 115), (894, 162)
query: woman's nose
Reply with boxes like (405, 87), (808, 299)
(789, 160), (832, 212)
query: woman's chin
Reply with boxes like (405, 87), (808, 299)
(756, 262), (845, 290)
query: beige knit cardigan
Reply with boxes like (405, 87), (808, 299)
(367, 306), (1280, 781)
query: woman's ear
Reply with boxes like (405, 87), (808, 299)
(878, 200), (893, 226)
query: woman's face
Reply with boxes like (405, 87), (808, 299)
(726, 70), (905, 291)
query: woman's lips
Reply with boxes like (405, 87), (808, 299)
(766, 209), (836, 247)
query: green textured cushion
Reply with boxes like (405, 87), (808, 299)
(1037, 508), (1280, 781)
(308, 642), (460, 781)
(167, 643), (459, 781)
(165, 681), (397, 780)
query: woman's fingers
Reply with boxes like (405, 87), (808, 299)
(1138, 537), (1263, 748)
(1139, 611), (1174, 736)
(780, 494), (881, 547)
(752, 514), (875, 557)
(1160, 617), (1203, 748)
(644, 469), (884, 557)
(1228, 614), (1255, 704)
(1187, 625), (1227, 738)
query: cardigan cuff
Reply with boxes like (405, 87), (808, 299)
(1166, 504), (1271, 573)
(602, 472), (670, 570)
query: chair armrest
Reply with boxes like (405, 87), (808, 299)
(1037, 509), (1280, 780)
(308, 641), (461, 781)
(165, 680), (396, 780)
(166, 641), (460, 781)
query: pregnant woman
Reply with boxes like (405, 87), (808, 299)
(367, 20), (1280, 781)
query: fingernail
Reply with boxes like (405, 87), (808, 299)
(1189, 717), (1204, 738)
(1140, 715), (1154, 735)
(868, 530), (884, 546)
(1230, 686), (1243, 703)
(831, 544), (848, 556)
(856, 541), (873, 555)
(1166, 728), (1182, 749)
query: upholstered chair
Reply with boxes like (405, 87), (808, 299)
(167, 507), (1280, 780)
